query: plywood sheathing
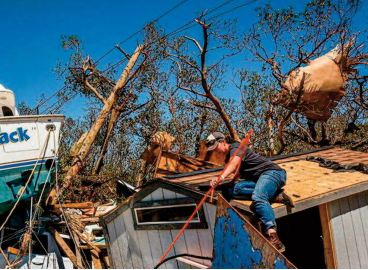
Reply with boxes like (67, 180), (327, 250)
(231, 160), (368, 218)
(275, 147), (368, 165)
(159, 147), (368, 218)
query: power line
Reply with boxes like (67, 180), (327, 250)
(41, 92), (78, 115)
(33, 86), (66, 110)
(119, 0), (192, 46)
(206, 0), (258, 21)
(100, 0), (247, 75)
(36, 0), (192, 113)
(41, 0), (259, 114)
(95, 0), (192, 65)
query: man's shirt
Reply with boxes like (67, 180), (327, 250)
(229, 142), (283, 181)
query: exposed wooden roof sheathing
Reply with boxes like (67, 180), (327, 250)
(159, 147), (368, 218)
(232, 160), (368, 217)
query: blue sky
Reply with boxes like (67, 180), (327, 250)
(1, 0), (367, 118)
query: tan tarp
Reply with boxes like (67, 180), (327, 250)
(274, 44), (351, 121)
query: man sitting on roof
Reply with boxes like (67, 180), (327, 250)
(206, 131), (293, 252)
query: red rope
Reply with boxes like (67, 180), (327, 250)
(157, 129), (254, 266)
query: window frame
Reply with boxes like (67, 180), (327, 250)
(132, 197), (208, 230)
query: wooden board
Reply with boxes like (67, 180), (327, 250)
(319, 203), (337, 268)
(274, 147), (368, 165)
(155, 151), (218, 177)
(231, 160), (368, 218)
(50, 228), (83, 269)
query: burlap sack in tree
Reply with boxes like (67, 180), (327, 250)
(274, 44), (351, 121)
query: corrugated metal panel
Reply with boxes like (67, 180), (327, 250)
(329, 191), (368, 268)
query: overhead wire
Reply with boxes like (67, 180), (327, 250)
(95, 0), (192, 65)
(38, 0), (191, 114)
(34, 86), (67, 112)
(99, 0), (258, 75)
(206, 0), (258, 20)
(40, 0), (259, 114)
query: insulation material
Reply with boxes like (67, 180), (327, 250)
(274, 44), (351, 121)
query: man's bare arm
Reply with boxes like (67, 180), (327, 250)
(211, 156), (242, 187)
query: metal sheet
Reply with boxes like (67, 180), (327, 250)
(212, 196), (296, 269)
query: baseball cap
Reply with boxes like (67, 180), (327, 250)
(206, 132), (226, 151)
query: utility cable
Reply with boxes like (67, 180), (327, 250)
(39, 0), (259, 114)
(100, 0), (259, 75)
(95, 0), (192, 65)
(0, 130), (51, 267)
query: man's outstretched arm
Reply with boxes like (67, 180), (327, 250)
(210, 156), (242, 187)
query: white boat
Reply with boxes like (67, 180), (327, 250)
(0, 85), (64, 214)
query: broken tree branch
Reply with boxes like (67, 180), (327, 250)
(276, 72), (306, 154)
(63, 45), (144, 188)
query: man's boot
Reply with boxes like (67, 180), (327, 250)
(265, 230), (286, 253)
(272, 190), (295, 208)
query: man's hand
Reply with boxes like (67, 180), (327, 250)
(210, 176), (224, 188)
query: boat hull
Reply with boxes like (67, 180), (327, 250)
(0, 115), (64, 215)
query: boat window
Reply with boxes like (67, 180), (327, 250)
(132, 198), (208, 230)
(2, 106), (13, 116)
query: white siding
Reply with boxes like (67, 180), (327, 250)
(329, 190), (368, 268)
(105, 189), (216, 269)
(141, 187), (180, 201)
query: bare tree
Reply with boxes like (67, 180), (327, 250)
(243, 0), (368, 153)
(167, 18), (242, 141)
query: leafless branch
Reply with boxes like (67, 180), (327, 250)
(183, 36), (203, 52)
(188, 100), (217, 111)
(276, 72), (306, 154)
(290, 115), (318, 143)
(84, 78), (106, 104)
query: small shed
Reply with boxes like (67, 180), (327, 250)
(151, 146), (368, 269)
(100, 180), (216, 269)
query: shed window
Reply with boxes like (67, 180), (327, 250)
(132, 197), (208, 230)
(2, 106), (13, 116)
(135, 203), (199, 225)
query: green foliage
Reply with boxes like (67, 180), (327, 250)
(56, 0), (368, 198)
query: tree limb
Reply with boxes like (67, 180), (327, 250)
(188, 100), (217, 111)
(276, 72), (306, 154)
(83, 78), (106, 104)
(184, 36), (203, 52)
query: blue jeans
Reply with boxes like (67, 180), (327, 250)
(233, 169), (286, 231)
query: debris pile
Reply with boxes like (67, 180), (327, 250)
(47, 201), (117, 269)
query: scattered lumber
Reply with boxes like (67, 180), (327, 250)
(49, 227), (84, 269)
(53, 202), (96, 209)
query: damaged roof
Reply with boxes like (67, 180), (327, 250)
(159, 147), (368, 218)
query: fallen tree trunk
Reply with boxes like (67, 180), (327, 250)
(63, 45), (143, 188)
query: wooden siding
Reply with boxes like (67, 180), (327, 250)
(105, 187), (215, 269)
(328, 190), (368, 268)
